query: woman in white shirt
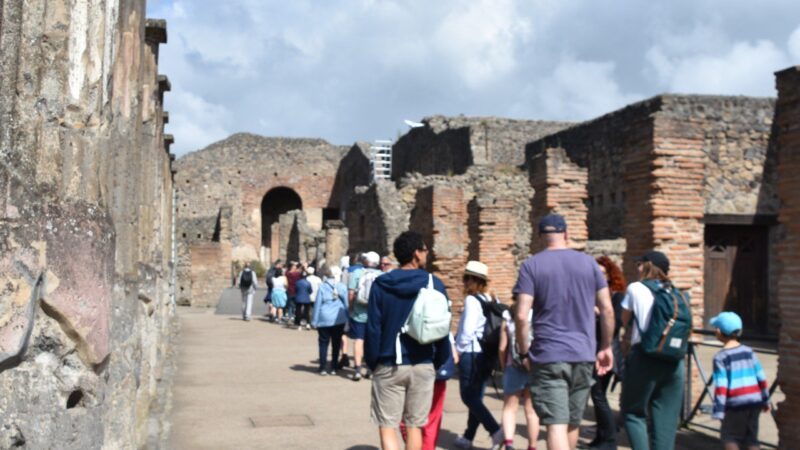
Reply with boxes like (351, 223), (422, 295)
(453, 261), (503, 449)
(620, 251), (685, 450)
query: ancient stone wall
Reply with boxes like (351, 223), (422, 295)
(526, 94), (779, 328)
(527, 99), (662, 241)
(392, 115), (572, 178)
(0, 3), (176, 448)
(174, 135), (369, 306)
(774, 65), (800, 450)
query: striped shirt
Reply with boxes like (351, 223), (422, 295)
(712, 344), (769, 419)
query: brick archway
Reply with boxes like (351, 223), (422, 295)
(261, 187), (303, 259)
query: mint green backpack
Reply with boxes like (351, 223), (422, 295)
(394, 274), (452, 364)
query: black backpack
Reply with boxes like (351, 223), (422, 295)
(240, 270), (253, 290)
(476, 294), (509, 364)
(635, 279), (692, 362)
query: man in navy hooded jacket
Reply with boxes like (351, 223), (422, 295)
(366, 231), (451, 450)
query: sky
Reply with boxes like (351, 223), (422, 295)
(145, 0), (800, 156)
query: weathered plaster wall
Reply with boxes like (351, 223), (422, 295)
(0, 3), (176, 448)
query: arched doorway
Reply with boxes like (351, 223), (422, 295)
(261, 187), (303, 263)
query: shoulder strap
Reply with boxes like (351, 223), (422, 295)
(427, 274), (434, 289)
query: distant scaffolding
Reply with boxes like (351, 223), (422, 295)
(370, 140), (392, 182)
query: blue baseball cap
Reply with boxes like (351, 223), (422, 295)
(539, 214), (567, 234)
(710, 312), (743, 336)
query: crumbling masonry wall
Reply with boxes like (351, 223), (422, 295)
(0, 3), (176, 448)
(774, 66), (800, 450)
(174, 135), (369, 306)
(526, 95), (778, 329)
(392, 115), (572, 178)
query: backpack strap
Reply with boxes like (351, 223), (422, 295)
(427, 274), (434, 289)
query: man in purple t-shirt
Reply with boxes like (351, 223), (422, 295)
(513, 214), (614, 450)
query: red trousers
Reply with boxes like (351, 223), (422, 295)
(400, 379), (447, 450)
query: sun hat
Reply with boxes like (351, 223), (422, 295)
(710, 311), (743, 337)
(464, 261), (489, 280)
(638, 250), (670, 274)
(539, 214), (567, 234)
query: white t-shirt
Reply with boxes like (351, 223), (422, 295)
(306, 275), (323, 302)
(456, 295), (487, 354)
(271, 276), (287, 291)
(621, 281), (655, 345)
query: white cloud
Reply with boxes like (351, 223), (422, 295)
(789, 25), (800, 61)
(433, 0), (532, 88)
(646, 39), (790, 96)
(166, 90), (232, 153)
(511, 57), (640, 120)
(145, 0), (800, 156)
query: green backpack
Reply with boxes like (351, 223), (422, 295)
(635, 279), (692, 362)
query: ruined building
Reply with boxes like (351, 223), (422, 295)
(0, 2), (176, 448)
(172, 63), (800, 447)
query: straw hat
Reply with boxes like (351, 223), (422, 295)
(464, 261), (489, 280)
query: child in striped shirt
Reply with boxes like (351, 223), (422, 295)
(711, 312), (770, 450)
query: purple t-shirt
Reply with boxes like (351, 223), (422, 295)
(513, 249), (607, 364)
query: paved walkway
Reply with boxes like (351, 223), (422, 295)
(169, 302), (781, 449)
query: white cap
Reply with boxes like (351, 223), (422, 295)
(364, 251), (380, 267)
(340, 255), (350, 268)
(306, 267), (315, 275)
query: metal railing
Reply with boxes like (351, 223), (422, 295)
(680, 329), (779, 448)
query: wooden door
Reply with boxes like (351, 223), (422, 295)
(704, 225), (768, 335)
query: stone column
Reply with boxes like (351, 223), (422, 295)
(774, 65), (800, 450)
(324, 220), (348, 267)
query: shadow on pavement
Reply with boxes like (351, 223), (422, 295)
(344, 446), (378, 450)
(290, 364), (320, 374)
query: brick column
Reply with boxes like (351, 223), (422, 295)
(774, 66), (800, 450)
(623, 115), (706, 405)
(528, 147), (588, 253)
(475, 196), (517, 303)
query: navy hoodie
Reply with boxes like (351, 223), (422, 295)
(365, 268), (452, 371)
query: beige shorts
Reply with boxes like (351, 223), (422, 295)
(370, 363), (435, 428)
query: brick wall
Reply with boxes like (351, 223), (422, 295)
(774, 66), (800, 450)
(528, 147), (589, 253)
(189, 242), (232, 308)
(648, 115), (707, 325)
(429, 186), (468, 327)
(475, 196), (518, 303)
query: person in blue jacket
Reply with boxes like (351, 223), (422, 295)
(365, 231), (452, 450)
(311, 265), (349, 375)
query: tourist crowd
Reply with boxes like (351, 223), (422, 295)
(236, 214), (771, 450)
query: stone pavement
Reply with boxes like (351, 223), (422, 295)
(169, 305), (781, 449)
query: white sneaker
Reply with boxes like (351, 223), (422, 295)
(453, 436), (472, 449)
(490, 430), (505, 450)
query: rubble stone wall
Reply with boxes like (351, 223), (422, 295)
(0, 2), (176, 448)
(392, 115), (572, 178)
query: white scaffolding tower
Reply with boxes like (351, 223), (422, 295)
(370, 140), (392, 182)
